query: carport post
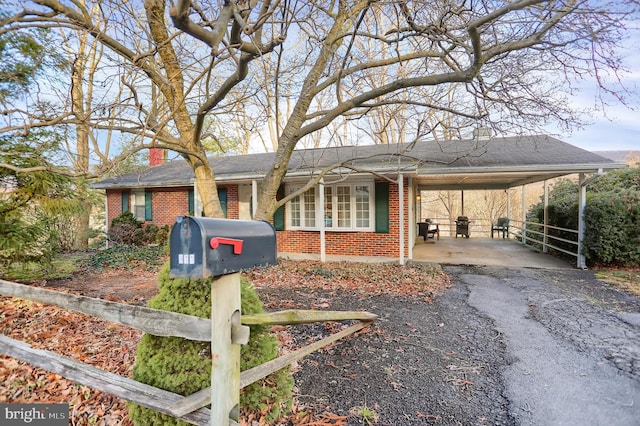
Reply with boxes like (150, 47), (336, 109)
(577, 169), (604, 269)
(521, 185), (527, 246)
(543, 180), (549, 254)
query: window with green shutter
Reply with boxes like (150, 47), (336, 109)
(218, 187), (227, 218)
(375, 181), (389, 233)
(145, 191), (153, 221)
(121, 192), (129, 213)
(188, 189), (195, 215)
(273, 185), (285, 231)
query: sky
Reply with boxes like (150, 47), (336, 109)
(554, 92), (640, 152)
(551, 27), (640, 153)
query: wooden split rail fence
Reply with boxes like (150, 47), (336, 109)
(0, 278), (376, 425)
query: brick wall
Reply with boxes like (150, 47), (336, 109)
(152, 188), (191, 226)
(276, 178), (409, 257)
(107, 179), (408, 259)
(106, 185), (240, 228)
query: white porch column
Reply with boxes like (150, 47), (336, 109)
(399, 174), (405, 265)
(194, 182), (203, 217)
(251, 180), (258, 218)
(578, 173), (587, 269)
(521, 185), (527, 245)
(408, 177), (414, 261)
(577, 169), (604, 269)
(319, 180), (326, 263)
(543, 180), (549, 253)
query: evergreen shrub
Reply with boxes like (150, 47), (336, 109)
(583, 189), (640, 266)
(128, 263), (293, 425)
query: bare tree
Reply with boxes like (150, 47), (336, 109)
(2, 0), (638, 220)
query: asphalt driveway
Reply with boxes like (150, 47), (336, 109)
(261, 265), (640, 425)
(459, 266), (640, 425)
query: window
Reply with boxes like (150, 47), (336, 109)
(287, 182), (373, 231)
(131, 190), (152, 221)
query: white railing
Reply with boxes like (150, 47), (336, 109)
(509, 219), (579, 258)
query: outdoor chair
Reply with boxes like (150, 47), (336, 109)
(491, 217), (510, 238)
(418, 220), (440, 241)
(455, 216), (471, 238)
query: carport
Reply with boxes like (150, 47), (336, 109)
(404, 136), (624, 268)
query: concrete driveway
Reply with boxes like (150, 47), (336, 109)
(413, 237), (574, 269)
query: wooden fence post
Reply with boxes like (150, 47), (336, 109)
(210, 272), (244, 425)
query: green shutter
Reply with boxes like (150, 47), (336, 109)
(121, 192), (129, 213)
(188, 189), (195, 215)
(273, 185), (285, 231)
(219, 187), (227, 218)
(144, 191), (153, 221)
(375, 182), (389, 233)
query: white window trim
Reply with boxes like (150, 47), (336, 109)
(286, 180), (375, 232)
(131, 190), (146, 221)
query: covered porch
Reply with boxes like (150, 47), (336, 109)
(412, 237), (572, 269)
(406, 137), (625, 268)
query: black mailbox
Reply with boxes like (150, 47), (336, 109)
(169, 216), (277, 278)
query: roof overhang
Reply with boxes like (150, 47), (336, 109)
(414, 163), (625, 190)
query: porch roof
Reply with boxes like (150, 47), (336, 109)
(92, 135), (622, 190)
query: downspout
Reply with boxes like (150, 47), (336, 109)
(319, 180), (326, 263)
(399, 174), (405, 265)
(578, 169), (604, 269)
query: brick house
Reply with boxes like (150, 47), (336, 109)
(92, 135), (620, 262)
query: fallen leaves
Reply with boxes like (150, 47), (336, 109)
(1, 259), (454, 425)
(0, 295), (140, 425)
(246, 260), (451, 298)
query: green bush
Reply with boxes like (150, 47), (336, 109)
(583, 189), (640, 266)
(128, 263), (293, 425)
(80, 245), (166, 271)
(526, 170), (640, 267)
(109, 212), (169, 246)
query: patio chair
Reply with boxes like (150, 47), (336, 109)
(418, 219), (440, 241)
(491, 217), (509, 238)
(455, 216), (470, 238)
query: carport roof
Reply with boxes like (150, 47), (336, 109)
(93, 135), (623, 190)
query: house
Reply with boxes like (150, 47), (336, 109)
(92, 135), (622, 263)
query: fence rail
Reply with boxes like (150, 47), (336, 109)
(0, 278), (375, 425)
(509, 220), (579, 258)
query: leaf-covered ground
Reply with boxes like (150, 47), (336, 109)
(0, 260), (451, 425)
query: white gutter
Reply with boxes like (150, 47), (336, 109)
(416, 163), (625, 176)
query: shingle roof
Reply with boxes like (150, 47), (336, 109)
(92, 135), (620, 189)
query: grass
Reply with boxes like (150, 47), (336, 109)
(594, 268), (640, 296)
(349, 404), (379, 425)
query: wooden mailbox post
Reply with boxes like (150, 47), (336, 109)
(169, 216), (277, 425)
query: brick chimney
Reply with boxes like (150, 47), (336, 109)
(149, 147), (164, 167)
